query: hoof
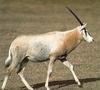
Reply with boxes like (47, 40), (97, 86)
(78, 83), (83, 88)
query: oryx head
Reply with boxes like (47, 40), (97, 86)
(66, 7), (94, 43)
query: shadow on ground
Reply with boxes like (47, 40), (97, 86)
(21, 77), (100, 90)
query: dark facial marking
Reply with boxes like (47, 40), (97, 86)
(84, 30), (87, 36)
(88, 32), (91, 36)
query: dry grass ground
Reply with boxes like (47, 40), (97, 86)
(0, 0), (100, 90)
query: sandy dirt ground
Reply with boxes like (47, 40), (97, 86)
(0, 0), (100, 90)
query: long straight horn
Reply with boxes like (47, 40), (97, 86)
(66, 7), (83, 26)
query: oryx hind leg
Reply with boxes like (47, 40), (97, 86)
(1, 74), (9, 90)
(1, 56), (18, 90)
(17, 57), (33, 90)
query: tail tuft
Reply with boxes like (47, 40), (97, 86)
(5, 57), (12, 68)
(5, 50), (12, 68)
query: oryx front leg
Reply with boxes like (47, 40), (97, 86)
(45, 56), (55, 90)
(62, 60), (81, 86)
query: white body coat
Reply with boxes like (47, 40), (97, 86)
(9, 29), (81, 64)
(10, 31), (65, 62)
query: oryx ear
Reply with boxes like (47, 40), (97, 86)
(80, 23), (87, 31)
